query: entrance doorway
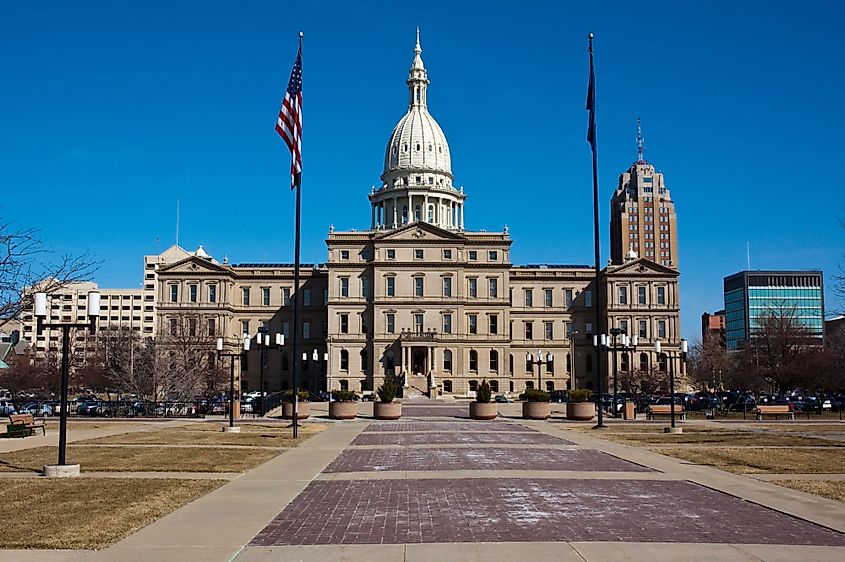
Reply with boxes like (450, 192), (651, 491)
(412, 348), (426, 375)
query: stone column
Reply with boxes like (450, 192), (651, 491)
(424, 194), (429, 223)
(460, 203), (464, 230)
(393, 197), (398, 228)
(371, 203), (375, 229)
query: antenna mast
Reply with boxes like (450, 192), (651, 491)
(637, 117), (644, 163)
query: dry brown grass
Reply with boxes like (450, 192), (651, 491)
(605, 432), (842, 447)
(44, 421), (147, 431)
(0, 477), (223, 549)
(0, 445), (281, 473)
(651, 447), (845, 474)
(564, 423), (725, 434)
(77, 422), (327, 447)
(772, 480), (845, 502)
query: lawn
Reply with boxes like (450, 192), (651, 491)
(604, 432), (842, 447)
(772, 480), (845, 503)
(0, 445), (282, 473)
(0, 477), (224, 549)
(78, 424), (325, 448)
(651, 447), (845, 474)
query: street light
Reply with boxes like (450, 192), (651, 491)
(526, 350), (553, 391)
(656, 338), (688, 433)
(217, 335), (249, 432)
(254, 330), (281, 416)
(568, 329), (579, 391)
(592, 333), (608, 428)
(34, 290), (100, 477)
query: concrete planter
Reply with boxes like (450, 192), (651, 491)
(329, 401), (357, 420)
(374, 401), (402, 420)
(566, 402), (595, 421)
(522, 401), (551, 420)
(282, 401), (311, 420)
(470, 402), (498, 420)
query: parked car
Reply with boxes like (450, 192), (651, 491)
(20, 402), (53, 417)
(494, 394), (513, 403)
(240, 401), (254, 414)
(76, 400), (100, 416)
(549, 390), (568, 403)
(0, 400), (17, 415)
(361, 391), (376, 402)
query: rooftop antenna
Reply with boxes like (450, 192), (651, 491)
(746, 241), (751, 270)
(175, 199), (180, 247)
(636, 117), (644, 163)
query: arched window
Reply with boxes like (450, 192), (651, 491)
(489, 350), (499, 372)
(658, 353), (667, 372)
(509, 354), (514, 375)
(340, 349), (349, 371)
(639, 352), (649, 371)
(565, 353), (571, 374)
(489, 380), (499, 392)
(443, 380), (453, 393)
(620, 352), (630, 372)
(469, 350), (478, 371)
(428, 144), (432, 151)
(443, 350), (453, 371)
(360, 349), (368, 371)
(546, 381), (555, 391)
(469, 380), (479, 391)
(427, 205), (434, 222)
(416, 143), (420, 151)
(414, 205), (421, 220)
(402, 206), (408, 223)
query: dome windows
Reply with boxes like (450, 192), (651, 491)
(416, 143), (420, 151)
(428, 144), (432, 151)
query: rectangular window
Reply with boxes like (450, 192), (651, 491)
(386, 277), (395, 297)
(188, 318), (197, 337)
(544, 289), (553, 307)
(489, 314), (498, 335)
(638, 286), (647, 305)
(443, 249), (452, 260)
(241, 320), (249, 336)
(340, 250), (349, 260)
(468, 278), (478, 298)
(189, 285), (197, 303)
(208, 285), (217, 303)
(468, 250), (477, 261)
(340, 278), (349, 298)
(565, 322), (573, 339)
(488, 278), (498, 298)
(386, 249), (396, 260)
(170, 285), (178, 303)
(414, 249), (424, 260)
(657, 286), (666, 305)
(283, 287), (291, 305)
(170, 318), (178, 335)
(361, 278), (369, 298)
(468, 314), (478, 334)
(340, 314), (349, 334)
(282, 321), (290, 338)
(414, 313), (424, 332)
(414, 276), (424, 297)
(639, 320), (647, 338)
(620, 319), (628, 335)
(443, 277), (452, 297)
(585, 290), (592, 308)
(524, 289), (533, 307)
(207, 318), (215, 336)
(444, 351), (452, 371)
(242, 287), (250, 306)
(303, 321), (311, 340)
(565, 289), (573, 307)
(585, 322), (593, 336)
(658, 320), (666, 339)
(386, 313), (395, 334)
(443, 313), (452, 334)
(323, 288), (329, 304)
(525, 322), (533, 340)
(262, 287), (270, 306)
(488, 250), (497, 261)
(619, 286), (628, 305)
(303, 289), (311, 306)
(544, 321), (553, 340)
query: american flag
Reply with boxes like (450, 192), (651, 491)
(276, 45), (302, 189)
(586, 36), (596, 153)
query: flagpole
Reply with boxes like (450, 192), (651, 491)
(587, 33), (606, 429)
(291, 31), (303, 439)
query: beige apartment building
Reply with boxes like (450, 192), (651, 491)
(16, 33), (684, 394)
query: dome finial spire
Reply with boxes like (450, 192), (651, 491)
(407, 26), (428, 108)
(415, 26), (421, 54)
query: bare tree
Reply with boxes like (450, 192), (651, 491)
(0, 219), (99, 329)
(619, 367), (668, 396)
(688, 334), (731, 391)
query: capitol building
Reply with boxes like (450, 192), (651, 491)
(19, 34), (683, 397)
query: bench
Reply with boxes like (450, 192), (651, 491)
(755, 405), (794, 420)
(8, 413), (47, 437)
(647, 404), (686, 420)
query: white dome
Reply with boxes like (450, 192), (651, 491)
(380, 30), (452, 183)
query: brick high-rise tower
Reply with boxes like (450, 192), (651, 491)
(610, 120), (678, 268)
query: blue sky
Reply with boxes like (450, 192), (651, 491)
(2, 0), (843, 340)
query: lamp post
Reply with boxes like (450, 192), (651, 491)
(526, 350), (553, 391)
(217, 335), (249, 432)
(592, 333), (607, 428)
(620, 334), (638, 415)
(34, 290), (100, 477)
(609, 328), (624, 418)
(568, 329), (579, 391)
(657, 338), (688, 434)
(254, 331), (282, 416)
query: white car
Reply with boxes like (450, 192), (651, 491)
(0, 400), (17, 415)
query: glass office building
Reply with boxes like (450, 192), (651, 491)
(723, 270), (824, 350)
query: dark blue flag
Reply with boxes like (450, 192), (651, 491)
(586, 35), (596, 152)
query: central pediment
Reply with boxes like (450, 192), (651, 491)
(375, 222), (466, 242)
